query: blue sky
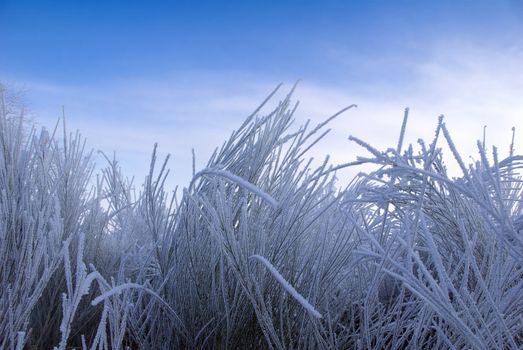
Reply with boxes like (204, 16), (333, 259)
(1, 1), (523, 188)
(2, 1), (521, 84)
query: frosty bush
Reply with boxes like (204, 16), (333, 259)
(0, 83), (521, 349)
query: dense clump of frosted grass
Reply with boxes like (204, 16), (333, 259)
(344, 114), (523, 349)
(0, 82), (521, 349)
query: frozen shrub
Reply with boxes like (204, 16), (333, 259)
(0, 83), (521, 349)
(347, 113), (523, 348)
(0, 84), (67, 349)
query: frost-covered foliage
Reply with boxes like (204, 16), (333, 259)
(0, 83), (522, 349)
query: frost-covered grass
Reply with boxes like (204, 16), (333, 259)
(1, 83), (522, 349)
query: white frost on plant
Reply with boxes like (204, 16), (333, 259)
(250, 254), (322, 319)
(91, 283), (145, 306)
(190, 168), (279, 209)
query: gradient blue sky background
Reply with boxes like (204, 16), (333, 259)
(1, 0), (522, 188)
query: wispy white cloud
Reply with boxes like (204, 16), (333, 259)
(7, 41), (523, 190)
(6, 71), (281, 190)
(294, 40), (523, 182)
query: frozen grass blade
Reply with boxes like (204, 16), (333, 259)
(250, 255), (322, 319)
(190, 168), (279, 209)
